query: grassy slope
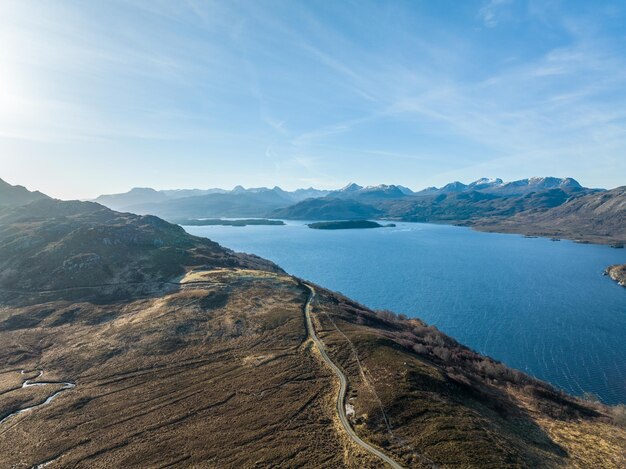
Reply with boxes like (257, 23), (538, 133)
(0, 271), (379, 467)
(310, 286), (626, 467)
(0, 270), (623, 468)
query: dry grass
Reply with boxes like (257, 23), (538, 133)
(534, 418), (626, 468)
(0, 269), (624, 468)
(0, 270), (375, 468)
(309, 285), (626, 468)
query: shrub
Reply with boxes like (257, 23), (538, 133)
(613, 405), (626, 428)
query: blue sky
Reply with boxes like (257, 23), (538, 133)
(1, 0), (625, 198)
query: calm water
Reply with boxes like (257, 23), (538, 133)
(185, 221), (626, 404)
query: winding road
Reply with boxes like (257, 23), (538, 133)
(303, 284), (404, 469)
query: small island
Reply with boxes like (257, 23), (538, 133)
(176, 218), (285, 227)
(307, 220), (396, 230)
(605, 264), (626, 287)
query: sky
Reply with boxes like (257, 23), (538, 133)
(1, 0), (625, 199)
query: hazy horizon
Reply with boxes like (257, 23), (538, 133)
(2, 0), (626, 199)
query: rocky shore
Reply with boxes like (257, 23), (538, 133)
(605, 264), (626, 287)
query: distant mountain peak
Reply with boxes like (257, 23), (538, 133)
(270, 186), (289, 195)
(561, 177), (582, 188)
(441, 181), (467, 192)
(128, 187), (160, 193)
(510, 177), (583, 189)
(468, 177), (503, 187)
(340, 182), (363, 192)
(363, 184), (392, 190)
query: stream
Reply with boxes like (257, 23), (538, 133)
(0, 370), (75, 425)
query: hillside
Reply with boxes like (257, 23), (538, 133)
(0, 200), (624, 468)
(271, 197), (383, 220)
(0, 178), (49, 207)
(121, 190), (294, 220)
(385, 187), (592, 222)
(0, 199), (279, 304)
(473, 186), (626, 244)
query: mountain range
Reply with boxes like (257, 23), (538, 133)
(0, 189), (624, 467)
(94, 185), (330, 213)
(88, 176), (625, 244)
(2, 176), (622, 244)
(95, 177), (583, 214)
(92, 177), (588, 214)
(414, 177), (584, 196)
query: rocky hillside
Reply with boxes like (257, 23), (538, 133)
(0, 200), (624, 468)
(474, 186), (626, 243)
(606, 265), (626, 287)
(0, 178), (49, 207)
(0, 199), (280, 304)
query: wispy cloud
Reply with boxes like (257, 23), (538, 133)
(1, 0), (625, 196)
(264, 117), (288, 134)
(478, 0), (514, 28)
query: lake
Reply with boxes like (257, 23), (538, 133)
(185, 221), (626, 404)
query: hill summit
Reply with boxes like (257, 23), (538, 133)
(0, 178), (50, 207)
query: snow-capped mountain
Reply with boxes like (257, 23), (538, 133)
(467, 178), (504, 191)
(338, 182), (364, 193)
(330, 183), (409, 199)
(414, 177), (585, 197)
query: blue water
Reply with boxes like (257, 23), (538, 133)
(185, 221), (626, 404)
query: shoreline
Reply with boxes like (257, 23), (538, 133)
(469, 223), (625, 247)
